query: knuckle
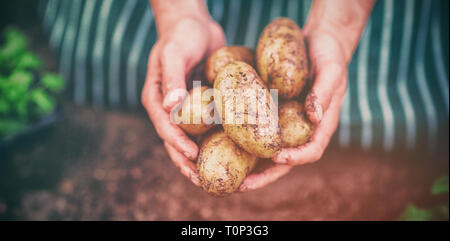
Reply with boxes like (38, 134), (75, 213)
(286, 155), (301, 166)
(239, 186), (248, 192)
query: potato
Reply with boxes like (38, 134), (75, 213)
(206, 46), (254, 85)
(197, 130), (257, 196)
(256, 17), (309, 99)
(175, 86), (215, 136)
(214, 61), (281, 158)
(279, 100), (313, 147)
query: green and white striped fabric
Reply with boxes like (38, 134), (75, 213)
(39, 0), (449, 152)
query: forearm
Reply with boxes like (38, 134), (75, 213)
(149, 0), (210, 36)
(305, 0), (374, 62)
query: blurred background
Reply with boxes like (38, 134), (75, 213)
(0, 0), (448, 220)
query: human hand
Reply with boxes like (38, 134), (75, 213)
(141, 3), (225, 186)
(239, 0), (374, 192)
(272, 28), (348, 166)
(239, 28), (348, 192)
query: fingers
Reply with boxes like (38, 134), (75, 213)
(207, 21), (226, 53)
(159, 20), (225, 112)
(165, 142), (201, 187)
(239, 164), (292, 192)
(160, 42), (188, 111)
(141, 45), (199, 160)
(149, 98), (199, 160)
(274, 79), (347, 165)
(141, 43), (162, 110)
(305, 62), (345, 124)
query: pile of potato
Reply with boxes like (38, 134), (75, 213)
(176, 18), (313, 196)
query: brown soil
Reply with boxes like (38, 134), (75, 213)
(0, 103), (447, 220)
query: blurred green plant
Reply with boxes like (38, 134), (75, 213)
(431, 176), (449, 195)
(399, 175), (449, 221)
(0, 27), (65, 138)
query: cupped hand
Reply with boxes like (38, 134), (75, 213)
(240, 28), (349, 192)
(141, 16), (225, 186)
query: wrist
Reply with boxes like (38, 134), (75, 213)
(304, 24), (355, 64)
(304, 0), (374, 62)
(151, 0), (212, 37)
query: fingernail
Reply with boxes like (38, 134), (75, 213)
(305, 93), (323, 123)
(163, 89), (186, 111)
(190, 172), (201, 186)
(184, 151), (193, 160)
(276, 155), (287, 164)
(163, 95), (181, 111)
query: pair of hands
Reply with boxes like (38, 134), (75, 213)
(141, 15), (348, 191)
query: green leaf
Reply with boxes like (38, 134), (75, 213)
(0, 75), (8, 89)
(15, 94), (29, 120)
(4, 88), (23, 103)
(2, 70), (33, 102)
(0, 98), (10, 114)
(0, 27), (27, 62)
(16, 52), (42, 70)
(432, 176), (449, 195)
(9, 69), (33, 88)
(30, 88), (54, 115)
(0, 118), (27, 138)
(4, 27), (28, 44)
(398, 205), (436, 221)
(41, 73), (65, 93)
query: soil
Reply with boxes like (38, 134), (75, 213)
(0, 103), (448, 220)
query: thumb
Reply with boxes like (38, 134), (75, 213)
(305, 62), (344, 124)
(207, 21), (226, 53)
(160, 43), (189, 112)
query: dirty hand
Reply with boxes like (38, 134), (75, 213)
(141, 0), (225, 186)
(240, 0), (374, 192)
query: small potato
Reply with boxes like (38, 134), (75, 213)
(206, 46), (254, 85)
(198, 130), (257, 196)
(256, 17), (309, 99)
(279, 100), (313, 147)
(175, 86), (215, 136)
(214, 61), (281, 158)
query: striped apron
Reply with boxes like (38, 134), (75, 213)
(38, 0), (449, 152)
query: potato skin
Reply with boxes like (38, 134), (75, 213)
(176, 86), (215, 136)
(256, 17), (309, 99)
(206, 46), (254, 85)
(279, 100), (313, 147)
(214, 61), (281, 158)
(197, 130), (257, 196)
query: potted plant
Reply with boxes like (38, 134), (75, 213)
(0, 27), (65, 149)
